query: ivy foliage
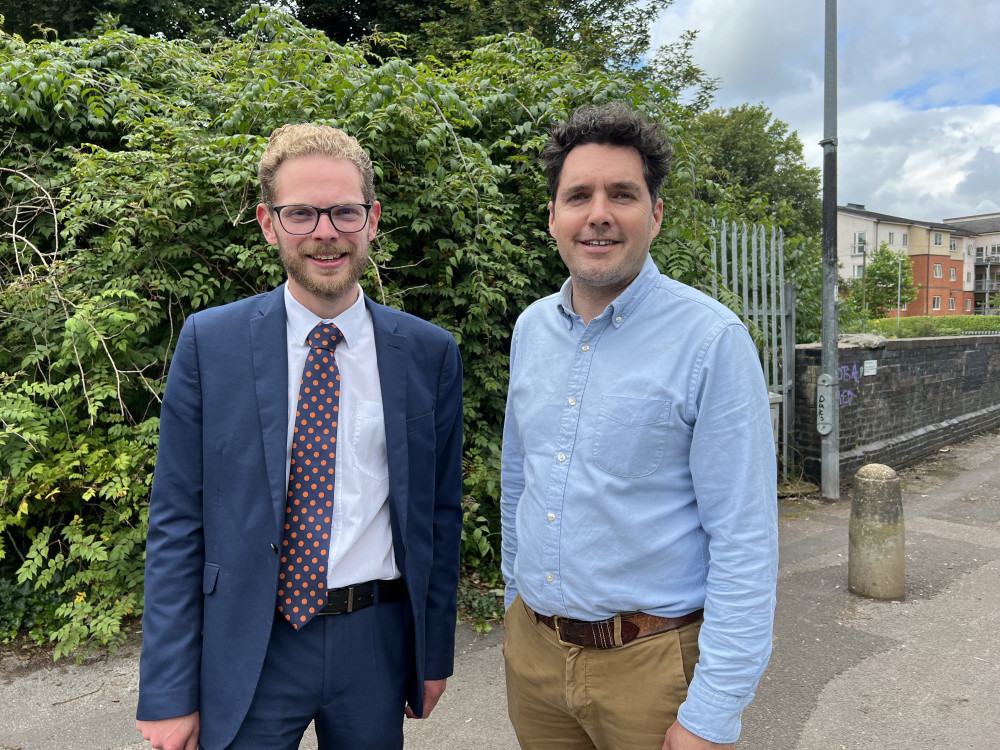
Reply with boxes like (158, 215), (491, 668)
(0, 8), (747, 655)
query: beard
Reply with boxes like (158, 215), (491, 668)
(279, 238), (370, 304)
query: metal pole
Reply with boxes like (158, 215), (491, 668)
(820, 0), (840, 500)
(897, 255), (902, 330)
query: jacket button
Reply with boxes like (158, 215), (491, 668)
(270, 543), (279, 554)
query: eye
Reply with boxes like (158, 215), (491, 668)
(285, 206), (315, 220)
(333, 205), (364, 218)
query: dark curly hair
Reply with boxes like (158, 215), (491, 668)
(540, 102), (674, 206)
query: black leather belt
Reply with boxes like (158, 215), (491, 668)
(316, 578), (408, 615)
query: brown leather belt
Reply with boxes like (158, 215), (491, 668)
(533, 607), (704, 649)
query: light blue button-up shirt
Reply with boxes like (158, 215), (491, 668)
(501, 254), (778, 743)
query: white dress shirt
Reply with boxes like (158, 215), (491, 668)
(283, 284), (398, 587)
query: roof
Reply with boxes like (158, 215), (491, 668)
(942, 215), (1000, 235)
(838, 205), (977, 237)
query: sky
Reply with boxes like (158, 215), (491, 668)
(651, 0), (1000, 224)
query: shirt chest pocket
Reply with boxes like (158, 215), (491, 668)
(351, 400), (389, 481)
(593, 396), (672, 478)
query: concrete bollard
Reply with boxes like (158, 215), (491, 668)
(848, 463), (905, 600)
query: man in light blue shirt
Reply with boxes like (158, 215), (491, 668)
(501, 103), (778, 749)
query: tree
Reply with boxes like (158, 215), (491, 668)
(697, 103), (821, 237)
(846, 242), (918, 320)
(0, 0), (251, 40)
(296, 0), (720, 109)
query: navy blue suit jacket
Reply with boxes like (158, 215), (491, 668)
(136, 286), (464, 749)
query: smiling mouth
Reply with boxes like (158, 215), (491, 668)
(580, 239), (619, 247)
(308, 250), (347, 260)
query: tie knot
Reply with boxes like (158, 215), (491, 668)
(307, 323), (343, 352)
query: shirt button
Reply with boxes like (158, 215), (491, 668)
(615, 315), (623, 323)
(546, 573), (554, 582)
(547, 513), (556, 521)
(557, 453), (566, 462)
(581, 343), (590, 352)
(568, 397), (578, 406)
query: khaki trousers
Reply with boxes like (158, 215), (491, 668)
(504, 595), (702, 750)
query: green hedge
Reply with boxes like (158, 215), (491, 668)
(1, 10), (749, 654)
(869, 316), (1000, 339)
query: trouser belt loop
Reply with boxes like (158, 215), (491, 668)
(613, 613), (624, 647)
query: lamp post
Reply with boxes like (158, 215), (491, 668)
(819, 0), (839, 500)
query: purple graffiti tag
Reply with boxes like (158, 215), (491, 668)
(838, 364), (860, 385)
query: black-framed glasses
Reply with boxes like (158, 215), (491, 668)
(268, 203), (372, 235)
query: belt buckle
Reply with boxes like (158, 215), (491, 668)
(552, 615), (575, 647)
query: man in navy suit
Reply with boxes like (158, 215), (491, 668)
(135, 124), (464, 750)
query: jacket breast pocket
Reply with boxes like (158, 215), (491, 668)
(593, 396), (671, 478)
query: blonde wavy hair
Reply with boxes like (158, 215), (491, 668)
(258, 124), (376, 205)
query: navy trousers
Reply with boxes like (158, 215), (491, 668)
(225, 596), (413, 750)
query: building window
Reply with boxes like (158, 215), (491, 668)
(950, 267), (957, 281)
(902, 233), (908, 246)
(934, 232), (943, 246)
(933, 263), (943, 278)
(852, 231), (867, 255)
(968, 271), (973, 283)
(888, 232), (895, 245)
(949, 297), (956, 311)
(932, 296), (942, 310)
(901, 302), (908, 311)
(950, 238), (957, 252)
(968, 299), (973, 311)
(853, 264), (865, 278)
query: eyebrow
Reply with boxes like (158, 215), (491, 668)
(559, 180), (644, 197)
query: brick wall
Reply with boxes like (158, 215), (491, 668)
(794, 335), (1000, 482)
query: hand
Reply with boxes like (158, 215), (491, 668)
(405, 678), (447, 719)
(662, 720), (735, 750)
(136, 712), (200, 750)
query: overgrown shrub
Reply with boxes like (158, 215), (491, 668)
(869, 315), (1000, 338)
(2, 10), (746, 654)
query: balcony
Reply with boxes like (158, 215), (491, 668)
(974, 253), (1000, 265)
(974, 307), (1000, 316)
(974, 280), (1000, 293)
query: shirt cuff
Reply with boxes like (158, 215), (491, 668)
(676, 676), (753, 744)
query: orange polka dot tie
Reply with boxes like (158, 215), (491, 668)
(278, 323), (344, 629)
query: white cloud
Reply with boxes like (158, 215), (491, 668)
(653, 0), (1000, 221)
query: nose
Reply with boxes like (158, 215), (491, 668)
(588, 192), (613, 225)
(312, 211), (340, 239)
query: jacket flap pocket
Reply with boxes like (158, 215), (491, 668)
(203, 562), (220, 595)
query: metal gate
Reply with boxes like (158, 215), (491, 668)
(708, 220), (795, 479)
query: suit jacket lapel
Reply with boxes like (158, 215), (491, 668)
(368, 298), (409, 543)
(249, 287), (289, 533)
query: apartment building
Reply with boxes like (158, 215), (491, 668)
(837, 204), (974, 317)
(943, 213), (1000, 315)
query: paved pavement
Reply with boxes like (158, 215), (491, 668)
(2, 428), (999, 749)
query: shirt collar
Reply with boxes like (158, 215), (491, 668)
(283, 283), (367, 348)
(556, 254), (659, 329)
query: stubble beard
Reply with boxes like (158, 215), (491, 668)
(280, 238), (370, 304)
(564, 242), (646, 296)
